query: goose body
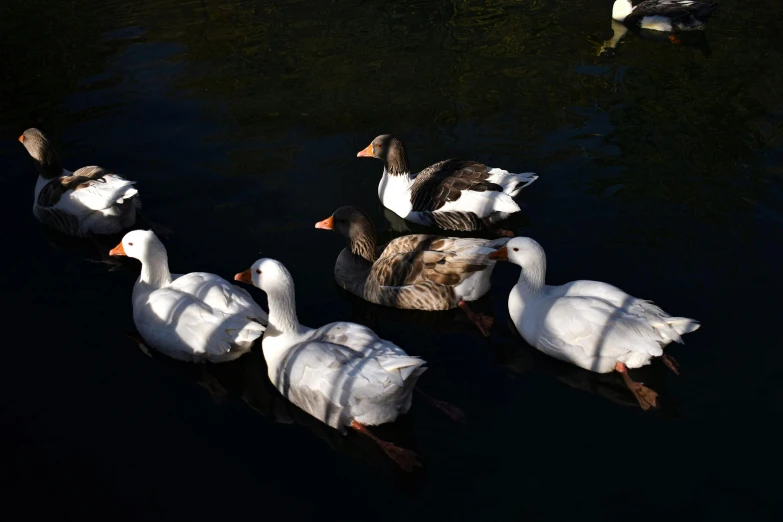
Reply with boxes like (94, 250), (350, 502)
(491, 238), (700, 374)
(111, 230), (267, 363)
(317, 206), (508, 311)
(234, 259), (426, 431)
(20, 129), (140, 236)
(612, 0), (718, 31)
(358, 135), (537, 233)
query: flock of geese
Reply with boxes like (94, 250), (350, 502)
(18, 0), (716, 472)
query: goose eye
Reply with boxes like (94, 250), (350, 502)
(513, 247), (519, 252)
(128, 242), (134, 246)
(255, 269), (261, 274)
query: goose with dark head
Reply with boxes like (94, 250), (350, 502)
(315, 205), (510, 336)
(19, 127), (141, 236)
(356, 134), (537, 236)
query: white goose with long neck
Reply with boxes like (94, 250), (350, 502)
(112, 230), (267, 363)
(247, 260), (308, 375)
(506, 241), (548, 327)
(494, 237), (700, 375)
(236, 258), (427, 432)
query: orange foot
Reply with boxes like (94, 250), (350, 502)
(378, 441), (423, 472)
(351, 421), (422, 472)
(615, 362), (660, 411)
(458, 300), (494, 337)
(669, 35), (682, 45)
(494, 228), (515, 238)
(416, 387), (466, 424)
(661, 354), (680, 375)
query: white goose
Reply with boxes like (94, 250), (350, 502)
(19, 128), (141, 236)
(234, 258), (426, 470)
(490, 237), (700, 410)
(110, 230), (267, 363)
(357, 134), (537, 235)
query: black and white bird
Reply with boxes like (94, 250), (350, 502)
(356, 134), (537, 235)
(612, 0), (718, 32)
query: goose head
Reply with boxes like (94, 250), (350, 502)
(315, 206), (378, 261)
(611, 0), (634, 22)
(18, 128), (62, 178)
(356, 134), (410, 175)
(488, 237), (546, 268)
(109, 229), (163, 260)
(234, 258), (293, 293)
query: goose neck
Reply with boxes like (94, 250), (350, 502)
(266, 283), (302, 335)
(137, 243), (173, 291)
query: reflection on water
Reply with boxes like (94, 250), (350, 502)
(2, 0), (782, 520)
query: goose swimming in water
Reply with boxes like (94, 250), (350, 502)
(316, 205), (509, 336)
(490, 237), (700, 410)
(19, 128), (141, 236)
(357, 134), (537, 236)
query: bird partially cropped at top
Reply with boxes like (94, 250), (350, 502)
(612, 0), (718, 37)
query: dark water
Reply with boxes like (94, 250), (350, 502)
(2, 0), (782, 520)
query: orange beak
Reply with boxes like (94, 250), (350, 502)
(315, 215), (334, 230)
(18, 135), (24, 143)
(356, 143), (374, 157)
(234, 269), (253, 284)
(109, 242), (126, 256)
(488, 246), (508, 261)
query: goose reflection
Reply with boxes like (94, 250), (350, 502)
(597, 18), (712, 57)
(132, 339), (423, 479)
(494, 321), (673, 411)
(488, 238), (698, 411)
(40, 226), (134, 271)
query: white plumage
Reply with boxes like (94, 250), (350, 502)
(34, 168), (139, 236)
(235, 258), (426, 432)
(112, 230), (267, 363)
(492, 237), (699, 373)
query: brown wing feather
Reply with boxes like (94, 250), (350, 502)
(36, 168), (112, 208)
(366, 235), (494, 310)
(409, 160), (502, 212)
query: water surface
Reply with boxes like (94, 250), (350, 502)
(1, 1), (781, 520)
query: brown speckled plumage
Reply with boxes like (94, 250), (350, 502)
(325, 206), (508, 311)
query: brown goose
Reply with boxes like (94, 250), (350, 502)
(19, 128), (140, 236)
(356, 135), (537, 235)
(315, 206), (509, 336)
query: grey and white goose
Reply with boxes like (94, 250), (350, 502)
(357, 135), (537, 236)
(612, 0), (718, 32)
(315, 206), (509, 336)
(19, 128), (140, 237)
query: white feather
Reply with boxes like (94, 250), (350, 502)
(502, 238), (700, 374)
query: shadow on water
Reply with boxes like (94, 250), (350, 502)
(3, 0), (783, 520)
(132, 331), (424, 488)
(496, 314), (677, 415)
(112, 246), (429, 479)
